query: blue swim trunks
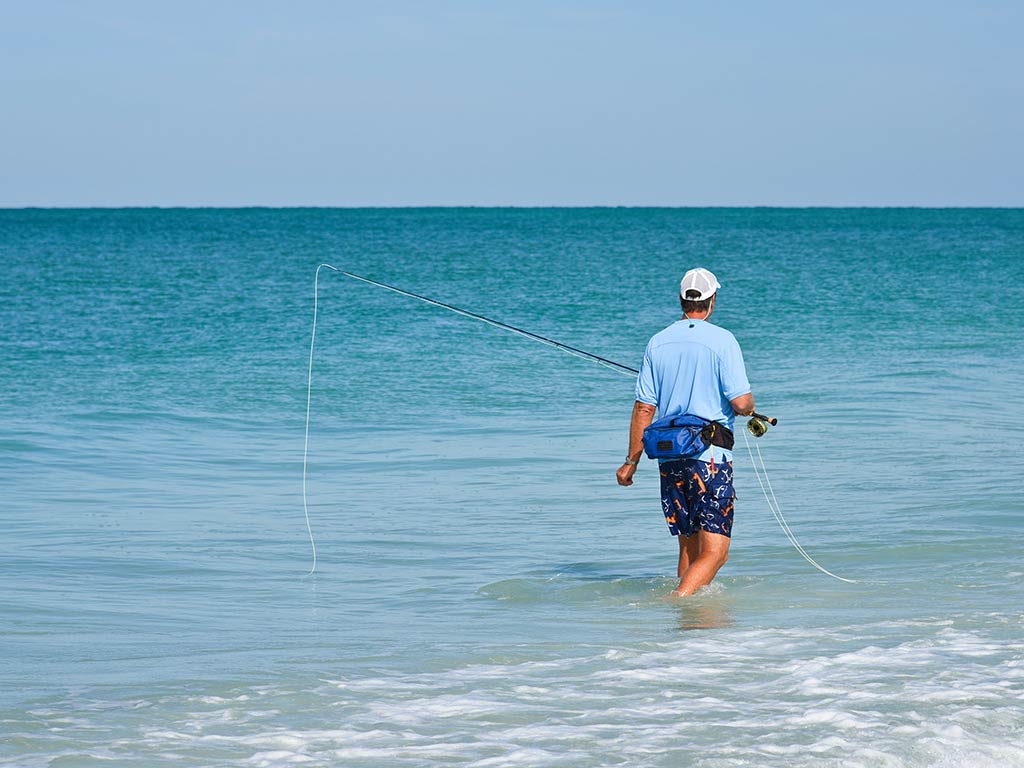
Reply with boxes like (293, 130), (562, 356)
(659, 459), (735, 538)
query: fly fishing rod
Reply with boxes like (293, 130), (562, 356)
(320, 265), (639, 376)
(304, 264), (855, 583)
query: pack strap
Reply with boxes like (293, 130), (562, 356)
(701, 422), (735, 451)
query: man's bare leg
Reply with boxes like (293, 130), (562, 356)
(677, 534), (700, 579)
(673, 530), (730, 597)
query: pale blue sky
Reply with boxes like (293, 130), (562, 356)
(2, 1), (1021, 206)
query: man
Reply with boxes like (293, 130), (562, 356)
(616, 268), (755, 597)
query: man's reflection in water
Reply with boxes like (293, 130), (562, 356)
(674, 598), (733, 631)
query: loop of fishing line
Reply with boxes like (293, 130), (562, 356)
(303, 263), (861, 584)
(741, 428), (858, 584)
(301, 263), (340, 575)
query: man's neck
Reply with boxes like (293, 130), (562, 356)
(683, 312), (711, 322)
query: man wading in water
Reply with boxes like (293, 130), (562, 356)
(616, 268), (755, 597)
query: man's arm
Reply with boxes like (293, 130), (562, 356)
(730, 392), (755, 417)
(616, 400), (656, 487)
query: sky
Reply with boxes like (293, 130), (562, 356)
(2, 1), (1021, 207)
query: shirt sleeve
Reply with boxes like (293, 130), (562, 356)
(635, 342), (658, 406)
(720, 335), (751, 401)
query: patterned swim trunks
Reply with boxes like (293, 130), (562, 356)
(659, 459), (735, 538)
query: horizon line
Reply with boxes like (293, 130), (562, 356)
(3, 204), (1023, 211)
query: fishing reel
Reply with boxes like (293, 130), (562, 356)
(746, 412), (778, 438)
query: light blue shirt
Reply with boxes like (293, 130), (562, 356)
(635, 318), (751, 463)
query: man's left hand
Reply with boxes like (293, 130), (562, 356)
(616, 463), (637, 486)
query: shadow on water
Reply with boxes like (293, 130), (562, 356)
(477, 561), (738, 632)
(478, 561), (662, 603)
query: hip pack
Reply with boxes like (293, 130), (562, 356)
(642, 414), (735, 460)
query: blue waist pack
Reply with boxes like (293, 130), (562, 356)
(642, 414), (734, 460)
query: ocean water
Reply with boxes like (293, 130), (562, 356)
(1, 208), (1023, 767)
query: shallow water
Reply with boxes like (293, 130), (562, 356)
(1, 208), (1023, 766)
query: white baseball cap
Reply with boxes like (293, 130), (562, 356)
(679, 267), (721, 300)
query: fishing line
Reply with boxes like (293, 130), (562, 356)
(301, 263), (337, 575)
(741, 429), (858, 584)
(303, 264), (857, 584)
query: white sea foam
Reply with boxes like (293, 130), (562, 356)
(5, 615), (1024, 768)
(246, 750), (315, 766)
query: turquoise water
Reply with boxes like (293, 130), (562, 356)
(2, 208), (1023, 766)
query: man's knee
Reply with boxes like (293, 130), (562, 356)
(699, 533), (730, 567)
(705, 549), (728, 568)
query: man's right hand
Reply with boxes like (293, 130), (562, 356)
(616, 463), (637, 486)
(730, 392), (755, 417)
